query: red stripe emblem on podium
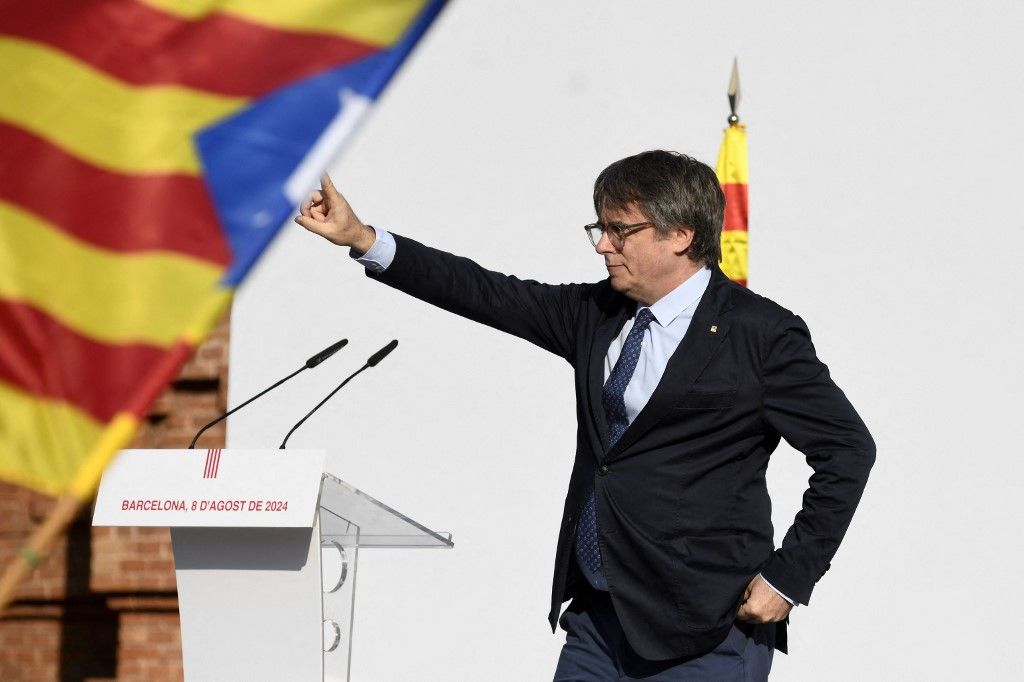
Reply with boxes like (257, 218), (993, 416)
(204, 448), (221, 479)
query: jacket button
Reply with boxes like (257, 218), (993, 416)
(598, 465), (609, 476)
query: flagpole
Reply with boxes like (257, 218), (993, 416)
(0, 493), (88, 609)
(0, 290), (233, 613)
(0, 416), (142, 610)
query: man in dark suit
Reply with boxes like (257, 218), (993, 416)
(296, 151), (875, 680)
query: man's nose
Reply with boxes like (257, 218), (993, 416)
(595, 230), (615, 255)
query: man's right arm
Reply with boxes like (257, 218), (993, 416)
(295, 175), (585, 362)
(365, 231), (586, 361)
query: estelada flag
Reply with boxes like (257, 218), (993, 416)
(0, 0), (446, 497)
(716, 123), (749, 285)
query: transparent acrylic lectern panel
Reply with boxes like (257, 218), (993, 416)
(318, 474), (452, 681)
(317, 474), (454, 548)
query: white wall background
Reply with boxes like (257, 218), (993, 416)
(227, 2), (1024, 679)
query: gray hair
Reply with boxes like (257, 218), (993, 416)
(593, 150), (724, 269)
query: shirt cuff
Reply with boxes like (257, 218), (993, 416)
(349, 227), (396, 273)
(758, 573), (797, 607)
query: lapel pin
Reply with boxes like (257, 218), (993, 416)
(710, 325), (718, 333)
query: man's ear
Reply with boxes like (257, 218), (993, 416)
(672, 227), (695, 255)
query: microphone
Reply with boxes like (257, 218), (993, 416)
(187, 338), (348, 449)
(306, 338), (349, 368)
(366, 339), (398, 367)
(279, 340), (399, 449)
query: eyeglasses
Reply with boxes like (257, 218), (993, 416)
(584, 221), (655, 249)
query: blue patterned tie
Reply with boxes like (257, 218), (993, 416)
(575, 308), (655, 588)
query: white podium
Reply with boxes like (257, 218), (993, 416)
(93, 449), (453, 681)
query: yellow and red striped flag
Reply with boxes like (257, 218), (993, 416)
(716, 122), (749, 285)
(0, 0), (446, 499)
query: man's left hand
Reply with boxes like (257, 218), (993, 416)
(736, 575), (793, 624)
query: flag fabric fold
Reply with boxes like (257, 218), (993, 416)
(715, 123), (749, 286)
(0, 0), (446, 496)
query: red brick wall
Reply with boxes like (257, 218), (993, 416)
(0, 315), (229, 681)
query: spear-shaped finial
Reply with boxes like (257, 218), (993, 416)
(727, 57), (741, 126)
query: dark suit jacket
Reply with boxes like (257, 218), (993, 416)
(369, 234), (875, 661)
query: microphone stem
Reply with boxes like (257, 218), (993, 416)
(189, 365), (307, 449)
(280, 364), (370, 449)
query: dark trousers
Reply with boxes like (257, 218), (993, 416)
(554, 589), (774, 681)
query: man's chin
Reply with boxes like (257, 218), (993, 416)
(608, 275), (630, 294)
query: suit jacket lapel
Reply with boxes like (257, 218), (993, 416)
(588, 298), (631, 453)
(605, 268), (735, 460)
